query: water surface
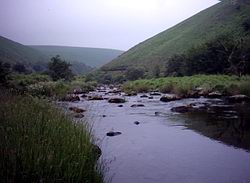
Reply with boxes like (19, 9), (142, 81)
(67, 93), (250, 183)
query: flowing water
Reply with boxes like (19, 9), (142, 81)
(65, 92), (250, 183)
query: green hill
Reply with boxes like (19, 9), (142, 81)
(31, 45), (124, 68)
(101, 0), (250, 74)
(0, 36), (47, 71)
(0, 36), (123, 74)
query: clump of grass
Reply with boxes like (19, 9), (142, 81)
(0, 91), (104, 183)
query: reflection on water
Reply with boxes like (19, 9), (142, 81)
(182, 103), (250, 151)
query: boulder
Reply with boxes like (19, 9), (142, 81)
(171, 106), (190, 113)
(92, 144), (102, 160)
(88, 95), (104, 100)
(74, 114), (84, 118)
(62, 95), (80, 102)
(148, 96), (154, 99)
(118, 105), (124, 107)
(227, 95), (250, 103)
(150, 92), (161, 96)
(131, 104), (145, 107)
(106, 131), (122, 137)
(81, 94), (88, 98)
(134, 121), (140, 125)
(187, 90), (200, 98)
(125, 91), (137, 96)
(69, 107), (86, 113)
(207, 91), (223, 98)
(160, 94), (180, 102)
(140, 94), (148, 98)
(108, 98), (126, 103)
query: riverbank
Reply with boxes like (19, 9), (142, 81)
(0, 90), (104, 183)
(122, 75), (250, 97)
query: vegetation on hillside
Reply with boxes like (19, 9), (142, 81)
(101, 0), (250, 77)
(165, 35), (250, 77)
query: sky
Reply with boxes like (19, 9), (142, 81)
(0, 0), (219, 51)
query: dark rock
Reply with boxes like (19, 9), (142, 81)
(106, 131), (122, 137)
(108, 98), (126, 103)
(148, 96), (154, 99)
(125, 91), (137, 96)
(118, 105), (124, 107)
(150, 92), (161, 96)
(187, 90), (200, 98)
(171, 106), (191, 113)
(134, 121), (140, 125)
(207, 91), (223, 98)
(160, 94), (180, 102)
(69, 107), (86, 113)
(88, 95), (104, 100)
(92, 144), (102, 159)
(194, 87), (209, 96)
(140, 94), (148, 98)
(74, 114), (84, 118)
(131, 104), (145, 107)
(62, 95), (80, 102)
(81, 94), (88, 98)
(227, 95), (250, 103)
(102, 115), (107, 117)
(73, 87), (84, 94)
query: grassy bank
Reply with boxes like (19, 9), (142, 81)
(8, 74), (97, 99)
(0, 91), (104, 183)
(122, 75), (250, 96)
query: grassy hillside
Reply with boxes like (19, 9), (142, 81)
(0, 36), (47, 71)
(101, 0), (250, 73)
(31, 45), (124, 68)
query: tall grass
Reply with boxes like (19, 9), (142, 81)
(122, 75), (250, 96)
(0, 91), (104, 183)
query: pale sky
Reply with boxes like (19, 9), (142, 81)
(0, 0), (219, 50)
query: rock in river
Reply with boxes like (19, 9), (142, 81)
(106, 131), (122, 137)
(207, 91), (223, 98)
(160, 94), (180, 102)
(150, 92), (161, 96)
(62, 95), (80, 102)
(227, 95), (250, 103)
(69, 107), (86, 113)
(108, 98), (126, 103)
(134, 121), (140, 125)
(88, 95), (104, 100)
(74, 114), (84, 118)
(131, 104), (145, 107)
(171, 106), (191, 113)
(140, 94), (148, 98)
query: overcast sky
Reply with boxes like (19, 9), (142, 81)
(0, 0), (219, 50)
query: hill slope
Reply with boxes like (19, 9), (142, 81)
(101, 0), (250, 73)
(0, 36), (47, 71)
(0, 36), (123, 74)
(31, 45), (124, 68)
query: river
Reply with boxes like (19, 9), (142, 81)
(65, 92), (250, 183)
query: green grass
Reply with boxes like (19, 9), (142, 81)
(122, 75), (250, 96)
(8, 74), (97, 99)
(102, 1), (250, 73)
(0, 91), (104, 183)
